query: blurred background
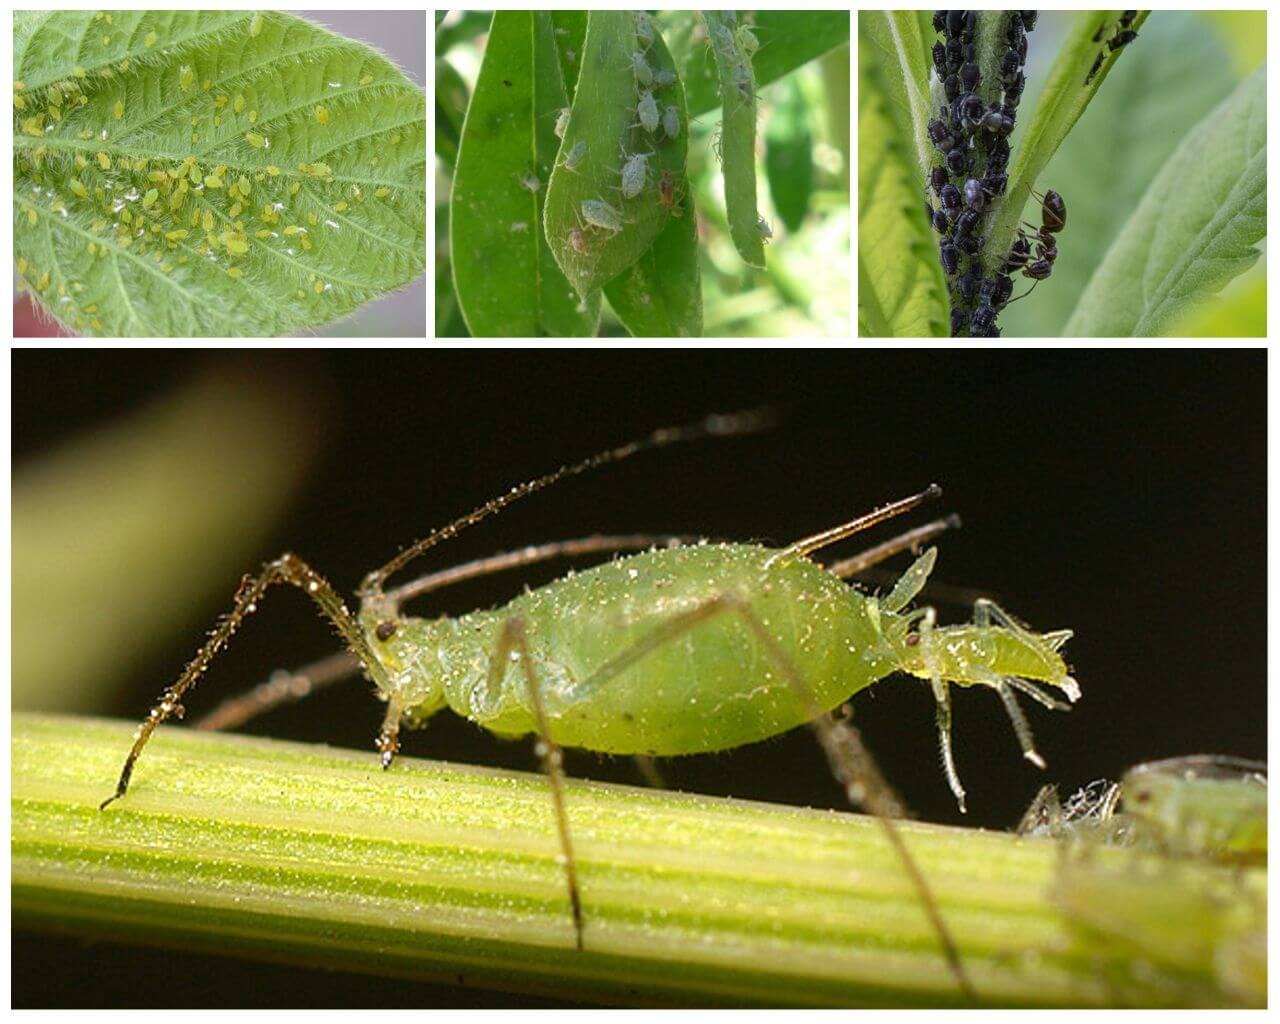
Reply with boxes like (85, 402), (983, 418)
(13, 349), (1265, 1005)
(13, 11), (426, 339)
(435, 11), (850, 338)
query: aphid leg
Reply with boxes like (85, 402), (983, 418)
(100, 554), (388, 810)
(488, 616), (585, 950)
(911, 605), (968, 813)
(632, 755), (665, 789)
(378, 695), (408, 769)
(982, 669), (1047, 769)
(563, 592), (975, 999)
(193, 650), (361, 732)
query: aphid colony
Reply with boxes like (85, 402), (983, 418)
(564, 11), (685, 255)
(1085, 10), (1140, 86)
(14, 44), (402, 326)
(925, 11), (1045, 337)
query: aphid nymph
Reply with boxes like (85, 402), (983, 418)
(581, 197), (623, 235)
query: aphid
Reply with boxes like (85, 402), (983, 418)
(944, 148), (967, 176)
(1120, 10), (1137, 28)
(661, 105), (681, 140)
(756, 216), (772, 241)
(616, 147), (654, 199)
(927, 204), (949, 234)
(245, 131), (266, 148)
(939, 237), (959, 275)
(566, 225), (590, 254)
(517, 170), (542, 193)
(938, 183), (961, 214)
(631, 51), (653, 88)
(736, 25), (759, 57)
(932, 10), (947, 34)
(943, 73), (960, 103)
(635, 12), (654, 49)
(561, 140), (586, 173)
(955, 268), (979, 304)
(653, 69), (676, 88)
(581, 197), (624, 235)
(1107, 29), (1138, 52)
(958, 92), (985, 130)
(1021, 11), (1039, 31)
(315, 105), (329, 125)
(1085, 52), (1105, 86)
(945, 10), (966, 37)
(1004, 71), (1025, 104)
(969, 303), (997, 336)
(953, 208), (980, 239)
(657, 169), (683, 216)
(932, 42), (947, 80)
(510, 221), (529, 234)
(553, 106), (571, 140)
(249, 12), (264, 37)
(635, 90), (659, 134)
(929, 165), (949, 198)
(955, 231), (980, 256)
(99, 415), (1077, 999)
(179, 65), (194, 92)
(962, 177), (985, 212)
(958, 62), (980, 91)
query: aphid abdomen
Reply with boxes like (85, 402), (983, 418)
(445, 544), (890, 756)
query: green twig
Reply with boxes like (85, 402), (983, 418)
(12, 714), (1262, 1006)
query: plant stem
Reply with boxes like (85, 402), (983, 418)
(13, 713), (1261, 1007)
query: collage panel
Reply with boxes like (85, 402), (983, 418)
(858, 10), (1265, 338)
(12, 350), (1266, 1007)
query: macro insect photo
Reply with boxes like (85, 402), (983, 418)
(13, 10), (427, 338)
(437, 10), (850, 337)
(12, 350), (1264, 1008)
(858, 10), (1266, 337)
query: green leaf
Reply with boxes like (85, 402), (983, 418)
(1000, 14), (1239, 337)
(551, 11), (588, 100)
(857, 31), (947, 337)
(434, 57), (468, 170)
(764, 77), (814, 233)
(450, 12), (600, 336)
(544, 11), (687, 298)
(1166, 266), (1266, 338)
(603, 205), (702, 337)
(435, 11), (491, 57)
(983, 11), (1150, 273)
(856, 11), (935, 185)
(673, 12), (850, 119)
(12, 10), (426, 337)
(703, 12), (764, 269)
(1065, 65), (1265, 337)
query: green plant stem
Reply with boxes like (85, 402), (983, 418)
(12, 713), (1259, 1007)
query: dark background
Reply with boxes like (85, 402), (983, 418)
(13, 349), (1267, 1007)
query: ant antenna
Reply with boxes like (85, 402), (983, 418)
(1004, 279), (1040, 306)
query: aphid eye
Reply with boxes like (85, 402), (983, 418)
(375, 621), (397, 641)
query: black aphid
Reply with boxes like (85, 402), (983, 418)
(928, 205), (950, 233)
(945, 148), (968, 175)
(1085, 52), (1105, 85)
(959, 62), (981, 91)
(939, 238), (959, 275)
(930, 165), (949, 197)
(1120, 10), (1137, 28)
(1108, 30), (1138, 51)
(953, 207), (980, 238)
(1002, 234), (1031, 273)
(944, 72), (961, 102)
(1020, 10), (1038, 31)
(962, 177), (985, 211)
(956, 232), (981, 255)
(933, 42), (948, 79)
(946, 10), (966, 37)
(939, 182), (962, 213)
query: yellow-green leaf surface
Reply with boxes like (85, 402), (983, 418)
(858, 64), (946, 338)
(450, 12), (600, 335)
(1066, 65), (1265, 337)
(544, 11), (687, 298)
(13, 10), (426, 337)
(857, 11), (935, 185)
(14, 714), (1265, 1007)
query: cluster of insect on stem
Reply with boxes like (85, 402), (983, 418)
(1085, 10), (1140, 86)
(706, 11), (771, 243)
(925, 11), (1039, 337)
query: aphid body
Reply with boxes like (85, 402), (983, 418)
(661, 105), (681, 140)
(581, 198), (624, 234)
(553, 107), (571, 140)
(561, 140), (586, 173)
(619, 150), (653, 199)
(635, 90), (659, 134)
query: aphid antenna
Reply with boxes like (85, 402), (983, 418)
(357, 409), (778, 602)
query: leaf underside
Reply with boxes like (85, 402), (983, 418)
(14, 10), (426, 337)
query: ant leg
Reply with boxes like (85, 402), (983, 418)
(560, 592), (974, 999)
(912, 606), (968, 813)
(487, 617), (585, 950)
(100, 553), (389, 810)
(1004, 279), (1040, 305)
(193, 650), (361, 732)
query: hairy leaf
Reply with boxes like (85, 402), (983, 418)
(856, 11), (934, 186)
(703, 11), (764, 269)
(1065, 65), (1265, 337)
(983, 11), (1150, 273)
(669, 11), (849, 120)
(1002, 14), (1238, 337)
(13, 10), (426, 337)
(543, 11), (687, 298)
(450, 12), (600, 336)
(603, 205), (702, 337)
